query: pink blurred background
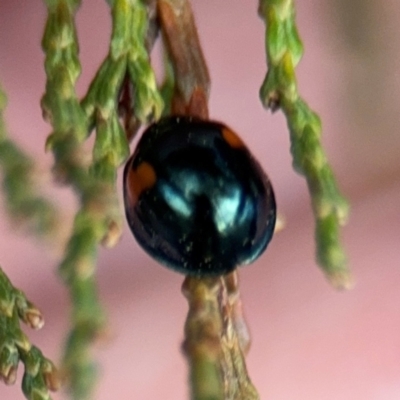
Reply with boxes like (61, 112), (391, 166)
(1, 1), (400, 399)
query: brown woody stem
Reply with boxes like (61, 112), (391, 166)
(157, 1), (258, 398)
(158, 0), (210, 118)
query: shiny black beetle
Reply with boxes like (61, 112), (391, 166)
(123, 116), (276, 276)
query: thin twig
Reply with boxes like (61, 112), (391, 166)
(0, 85), (59, 239)
(42, 1), (110, 398)
(258, 0), (351, 289)
(158, 1), (259, 398)
(182, 276), (259, 400)
(158, 0), (210, 118)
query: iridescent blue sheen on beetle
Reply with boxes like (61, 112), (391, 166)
(123, 116), (276, 276)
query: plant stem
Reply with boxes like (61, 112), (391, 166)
(258, 0), (351, 289)
(0, 267), (60, 400)
(0, 85), (58, 238)
(42, 1), (109, 398)
(158, 1), (259, 398)
(183, 275), (259, 400)
(158, 0), (210, 118)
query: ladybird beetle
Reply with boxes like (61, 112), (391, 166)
(123, 116), (276, 276)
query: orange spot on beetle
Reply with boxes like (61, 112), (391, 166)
(127, 161), (157, 204)
(222, 127), (244, 149)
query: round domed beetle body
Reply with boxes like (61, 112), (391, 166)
(123, 116), (276, 276)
